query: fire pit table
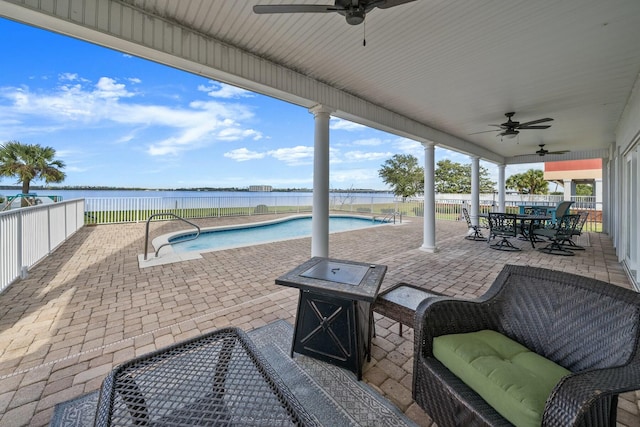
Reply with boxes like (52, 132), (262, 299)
(275, 257), (387, 380)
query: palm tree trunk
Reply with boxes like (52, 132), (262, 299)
(21, 181), (31, 207)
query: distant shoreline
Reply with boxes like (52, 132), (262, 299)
(0, 185), (389, 193)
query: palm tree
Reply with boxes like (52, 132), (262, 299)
(505, 169), (549, 195)
(0, 141), (66, 205)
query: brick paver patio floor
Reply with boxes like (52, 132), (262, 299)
(0, 214), (638, 426)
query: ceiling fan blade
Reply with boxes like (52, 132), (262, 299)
(469, 129), (500, 135)
(376, 0), (418, 9)
(518, 125), (552, 129)
(517, 118), (554, 127)
(253, 5), (340, 14)
(547, 150), (570, 155)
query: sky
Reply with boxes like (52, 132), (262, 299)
(0, 18), (540, 191)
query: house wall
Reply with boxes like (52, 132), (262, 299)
(614, 73), (640, 288)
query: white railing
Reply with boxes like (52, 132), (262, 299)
(80, 194), (603, 230)
(0, 199), (85, 293)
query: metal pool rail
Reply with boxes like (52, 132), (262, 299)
(144, 213), (201, 260)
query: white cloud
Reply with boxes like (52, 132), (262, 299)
(222, 145), (316, 166)
(268, 146), (314, 165)
(343, 151), (394, 162)
(224, 148), (266, 161)
(330, 117), (366, 131)
(392, 137), (423, 157)
(217, 128), (263, 141)
(0, 78), (265, 157)
(94, 77), (134, 99)
(59, 73), (78, 81)
(198, 81), (254, 99)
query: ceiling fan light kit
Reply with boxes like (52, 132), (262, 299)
(346, 10), (365, 25)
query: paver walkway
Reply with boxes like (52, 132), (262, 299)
(0, 214), (638, 426)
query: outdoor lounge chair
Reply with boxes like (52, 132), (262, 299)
(487, 212), (520, 251)
(413, 264), (640, 427)
(462, 207), (487, 241)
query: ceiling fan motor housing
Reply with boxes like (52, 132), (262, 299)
(346, 10), (365, 24)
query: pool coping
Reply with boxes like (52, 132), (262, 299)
(138, 214), (401, 268)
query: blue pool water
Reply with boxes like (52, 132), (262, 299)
(169, 215), (384, 253)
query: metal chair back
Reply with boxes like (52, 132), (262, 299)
(462, 207), (486, 241)
(462, 207), (473, 228)
(556, 213), (581, 240)
(554, 201), (574, 222)
(487, 212), (520, 251)
(573, 211), (589, 236)
(488, 212), (518, 237)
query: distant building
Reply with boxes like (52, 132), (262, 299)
(249, 185), (273, 192)
(544, 159), (602, 203)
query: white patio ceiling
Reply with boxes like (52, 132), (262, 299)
(2, 0), (640, 165)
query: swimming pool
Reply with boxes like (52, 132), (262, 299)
(166, 215), (386, 254)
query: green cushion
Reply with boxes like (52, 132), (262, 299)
(433, 330), (570, 427)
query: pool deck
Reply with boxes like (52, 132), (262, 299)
(0, 214), (638, 426)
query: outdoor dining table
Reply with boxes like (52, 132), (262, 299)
(480, 213), (551, 248)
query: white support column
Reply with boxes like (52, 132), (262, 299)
(563, 179), (573, 201)
(309, 105), (333, 257)
(498, 164), (506, 212)
(471, 156), (480, 226)
(421, 142), (437, 252)
(601, 161), (609, 234)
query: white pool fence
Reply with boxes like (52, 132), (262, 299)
(1, 199), (85, 293)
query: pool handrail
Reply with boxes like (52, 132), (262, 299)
(144, 213), (201, 260)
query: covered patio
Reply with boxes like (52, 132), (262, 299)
(0, 216), (636, 426)
(1, 0), (640, 425)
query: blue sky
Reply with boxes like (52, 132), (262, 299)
(0, 18), (538, 190)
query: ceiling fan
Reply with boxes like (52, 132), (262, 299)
(253, 0), (416, 26)
(535, 144), (569, 157)
(471, 112), (554, 139)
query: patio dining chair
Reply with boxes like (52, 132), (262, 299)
(552, 200), (574, 226)
(462, 207), (487, 241)
(487, 212), (521, 251)
(559, 210), (589, 250)
(533, 213), (581, 256)
(521, 206), (548, 240)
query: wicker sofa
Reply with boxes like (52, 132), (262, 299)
(413, 264), (640, 426)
